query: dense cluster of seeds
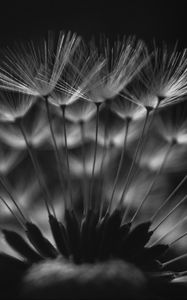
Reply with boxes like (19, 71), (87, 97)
(0, 31), (187, 299)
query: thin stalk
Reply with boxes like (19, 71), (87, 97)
(98, 102), (110, 218)
(169, 231), (187, 247)
(98, 141), (110, 220)
(176, 271), (187, 276)
(139, 100), (161, 149)
(60, 105), (73, 210)
(130, 140), (175, 223)
(44, 97), (66, 205)
(16, 119), (54, 216)
(88, 102), (101, 213)
(108, 117), (131, 213)
(152, 194), (187, 232)
(119, 109), (150, 213)
(0, 175), (27, 223)
(80, 121), (87, 214)
(162, 253), (187, 268)
(124, 102), (160, 192)
(150, 215), (187, 247)
(151, 175), (187, 223)
(0, 195), (26, 229)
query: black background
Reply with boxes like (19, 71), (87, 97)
(0, 0), (186, 48)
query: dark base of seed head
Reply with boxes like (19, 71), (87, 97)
(1, 204), (187, 299)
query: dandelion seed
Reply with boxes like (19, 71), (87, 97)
(87, 36), (148, 103)
(124, 45), (187, 110)
(48, 39), (104, 106)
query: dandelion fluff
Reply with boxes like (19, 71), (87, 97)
(0, 32), (81, 97)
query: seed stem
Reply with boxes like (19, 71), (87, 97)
(44, 97), (67, 207)
(0, 175), (27, 223)
(152, 194), (187, 232)
(0, 195), (25, 229)
(119, 109), (150, 216)
(123, 102), (160, 192)
(151, 215), (187, 247)
(151, 175), (187, 223)
(80, 120), (87, 214)
(98, 102), (110, 218)
(88, 102), (101, 213)
(162, 253), (187, 268)
(130, 140), (175, 223)
(108, 117), (131, 213)
(60, 105), (73, 210)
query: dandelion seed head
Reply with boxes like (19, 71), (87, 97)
(0, 31), (187, 300)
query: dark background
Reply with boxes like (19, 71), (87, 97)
(0, 0), (186, 48)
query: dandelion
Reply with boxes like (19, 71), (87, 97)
(0, 32), (187, 300)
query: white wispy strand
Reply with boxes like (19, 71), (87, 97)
(49, 40), (105, 107)
(151, 45), (187, 104)
(87, 36), (148, 103)
(0, 31), (81, 96)
(124, 45), (187, 109)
